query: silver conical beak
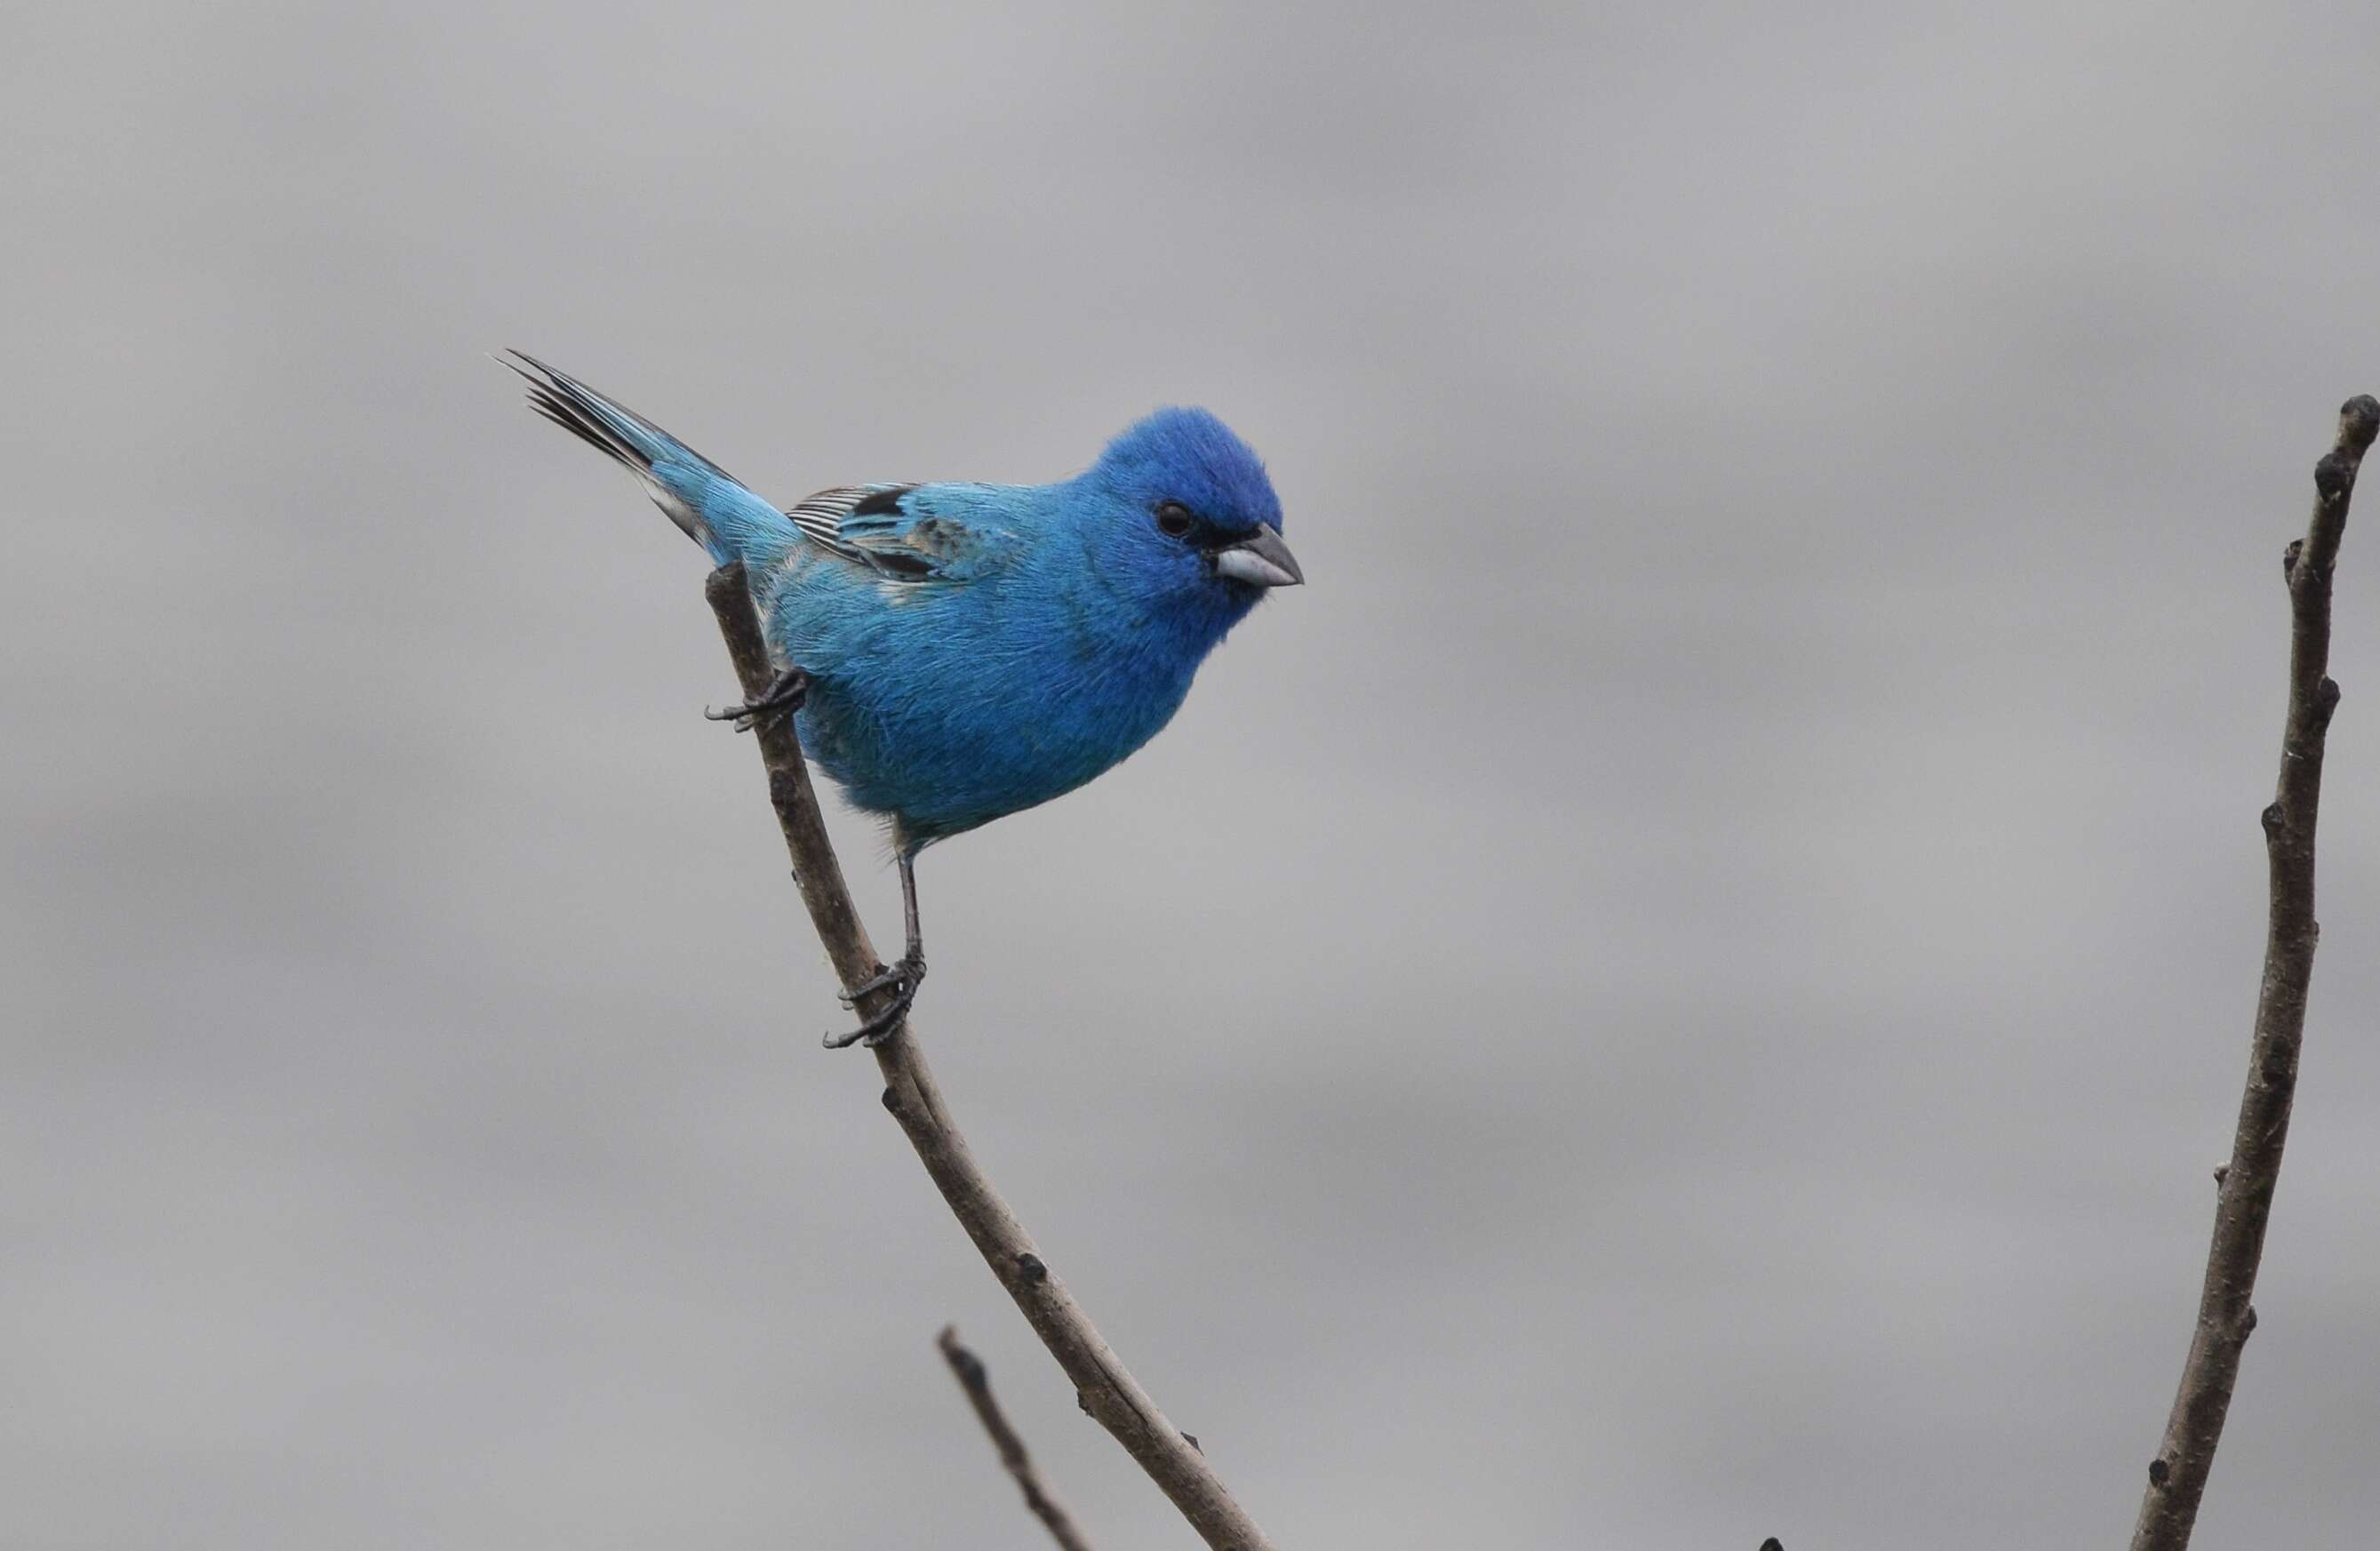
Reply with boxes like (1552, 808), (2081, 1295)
(1212, 525), (1304, 588)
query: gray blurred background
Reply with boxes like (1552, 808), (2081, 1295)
(6, 1), (2379, 1547)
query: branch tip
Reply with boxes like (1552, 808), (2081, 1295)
(702, 564), (747, 611)
(938, 1325), (1098, 1551)
(2339, 394), (2380, 452)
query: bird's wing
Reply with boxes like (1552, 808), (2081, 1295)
(782, 483), (1020, 582)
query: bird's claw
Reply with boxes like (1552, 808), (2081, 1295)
(842, 952), (925, 1004)
(706, 666), (810, 732)
(826, 953), (926, 1049)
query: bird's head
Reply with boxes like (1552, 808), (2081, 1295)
(1078, 407), (1301, 643)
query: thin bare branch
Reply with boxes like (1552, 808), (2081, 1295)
(2128, 395), (2380, 1551)
(938, 1325), (1097, 1551)
(702, 564), (1277, 1551)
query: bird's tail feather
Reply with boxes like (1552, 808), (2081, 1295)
(499, 350), (796, 566)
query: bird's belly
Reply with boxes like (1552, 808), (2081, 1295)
(795, 659), (1192, 843)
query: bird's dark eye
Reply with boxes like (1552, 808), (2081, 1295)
(1154, 500), (1195, 538)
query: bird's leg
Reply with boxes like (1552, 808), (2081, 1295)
(827, 850), (927, 1049)
(705, 664), (809, 732)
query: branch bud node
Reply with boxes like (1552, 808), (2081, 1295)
(2316, 451), (2354, 502)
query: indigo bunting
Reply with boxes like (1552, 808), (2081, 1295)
(502, 352), (1301, 1044)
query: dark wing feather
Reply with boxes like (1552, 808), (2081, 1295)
(784, 484), (962, 580)
(785, 485), (877, 552)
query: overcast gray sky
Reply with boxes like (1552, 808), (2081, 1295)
(7, 1), (2380, 1547)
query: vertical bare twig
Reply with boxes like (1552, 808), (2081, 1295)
(2129, 395), (2380, 1551)
(938, 1325), (1098, 1551)
(702, 565), (1277, 1551)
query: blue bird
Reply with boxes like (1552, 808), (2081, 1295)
(501, 351), (1301, 1045)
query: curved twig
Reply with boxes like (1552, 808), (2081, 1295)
(702, 564), (1277, 1551)
(2128, 395), (2380, 1550)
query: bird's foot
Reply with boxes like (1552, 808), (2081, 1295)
(705, 666), (809, 732)
(826, 953), (927, 1050)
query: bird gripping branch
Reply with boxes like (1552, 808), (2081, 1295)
(501, 351), (1302, 1045)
